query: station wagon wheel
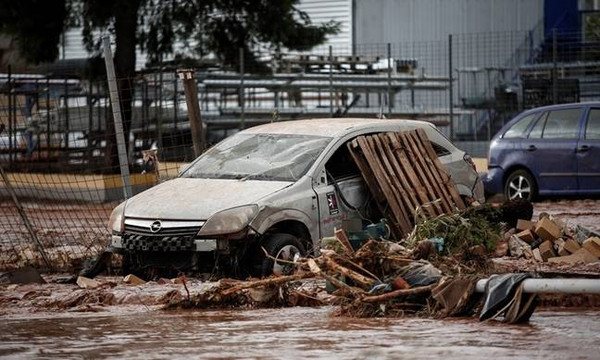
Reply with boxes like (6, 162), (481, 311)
(259, 233), (305, 277)
(504, 170), (536, 201)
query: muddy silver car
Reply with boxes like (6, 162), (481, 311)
(108, 118), (483, 276)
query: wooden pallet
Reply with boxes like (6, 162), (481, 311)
(348, 128), (465, 238)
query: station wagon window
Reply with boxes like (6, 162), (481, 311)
(586, 109), (600, 139)
(541, 108), (581, 139)
(503, 113), (536, 138)
(528, 112), (546, 138)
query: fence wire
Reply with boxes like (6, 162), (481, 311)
(1, 29), (600, 272)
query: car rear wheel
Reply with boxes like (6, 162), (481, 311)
(259, 233), (305, 277)
(504, 170), (536, 201)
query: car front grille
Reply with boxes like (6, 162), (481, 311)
(124, 223), (201, 237)
(122, 218), (205, 252)
(122, 233), (196, 251)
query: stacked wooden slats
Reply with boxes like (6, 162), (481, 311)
(348, 128), (465, 238)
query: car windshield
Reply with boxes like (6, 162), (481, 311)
(181, 133), (332, 181)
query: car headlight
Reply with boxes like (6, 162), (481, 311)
(198, 205), (258, 236)
(108, 202), (126, 233)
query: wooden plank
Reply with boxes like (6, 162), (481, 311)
(404, 131), (455, 212)
(362, 135), (413, 235)
(397, 131), (453, 213)
(348, 140), (400, 238)
(371, 134), (417, 227)
(386, 132), (437, 218)
(348, 140), (386, 204)
(410, 130), (456, 205)
(414, 129), (465, 209)
(375, 134), (422, 218)
(357, 136), (412, 235)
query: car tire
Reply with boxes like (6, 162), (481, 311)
(504, 169), (536, 201)
(259, 233), (305, 277)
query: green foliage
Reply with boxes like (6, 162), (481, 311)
(1, 0), (339, 72)
(0, 0), (67, 63)
(408, 205), (503, 254)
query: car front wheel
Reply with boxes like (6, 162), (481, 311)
(259, 233), (305, 277)
(504, 170), (536, 201)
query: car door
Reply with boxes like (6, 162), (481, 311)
(577, 107), (600, 193)
(312, 137), (370, 239)
(521, 106), (582, 194)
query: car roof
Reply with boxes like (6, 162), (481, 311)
(520, 101), (600, 114)
(242, 118), (435, 137)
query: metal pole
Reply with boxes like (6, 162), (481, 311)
(239, 48), (245, 130)
(7, 65), (12, 167)
(329, 45), (333, 117)
(173, 74), (178, 131)
(46, 76), (51, 171)
(387, 43), (392, 116)
(178, 69), (204, 157)
(476, 278), (600, 295)
(448, 34), (454, 141)
(102, 36), (132, 199)
(0, 164), (53, 269)
(158, 67), (164, 150)
(64, 78), (69, 149)
(552, 29), (557, 104)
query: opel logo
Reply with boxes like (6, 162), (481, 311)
(150, 220), (162, 233)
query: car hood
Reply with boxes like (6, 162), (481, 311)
(124, 178), (292, 220)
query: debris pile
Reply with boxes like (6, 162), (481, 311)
(502, 212), (600, 265)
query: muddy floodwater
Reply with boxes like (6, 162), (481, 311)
(0, 307), (599, 359)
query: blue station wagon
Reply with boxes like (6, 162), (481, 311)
(484, 102), (600, 200)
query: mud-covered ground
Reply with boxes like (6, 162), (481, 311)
(0, 199), (599, 358)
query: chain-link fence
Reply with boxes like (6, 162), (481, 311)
(2, 29), (600, 272)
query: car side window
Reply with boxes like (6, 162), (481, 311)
(431, 142), (451, 156)
(541, 108), (582, 139)
(503, 113), (537, 138)
(528, 112), (547, 138)
(585, 108), (600, 139)
(325, 141), (360, 181)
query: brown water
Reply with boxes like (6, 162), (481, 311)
(1, 307), (599, 359)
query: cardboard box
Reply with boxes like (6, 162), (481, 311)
(563, 238), (581, 254)
(532, 248), (543, 262)
(534, 217), (561, 242)
(538, 240), (555, 262)
(516, 219), (535, 231)
(548, 248), (598, 264)
(582, 237), (600, 259)
(516, 229), (535, 244)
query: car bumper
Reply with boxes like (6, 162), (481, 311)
(483, 166), (505, 195)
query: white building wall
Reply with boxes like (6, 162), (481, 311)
(295, 0), (353, 52)
(355, 0), (545, 44)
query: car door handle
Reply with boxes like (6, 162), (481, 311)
(526, 145), (537, 152)
(577, 145), (591, 152)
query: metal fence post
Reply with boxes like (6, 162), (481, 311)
(158, 66), (164, 150)
(239, 48), (245, 130)
(329, 45), (333, 117)
(387, 43), (392, 116)
(552, 29), (557, 104)
(64, 78), (69, 149)
(178, 69), (204, 157)
(102, 36), (132, 199)
(0, 164), (52, 269)
(448, 34), (454, 141)
(7, 65), (13, 167)
(173, 73), (178, 130)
